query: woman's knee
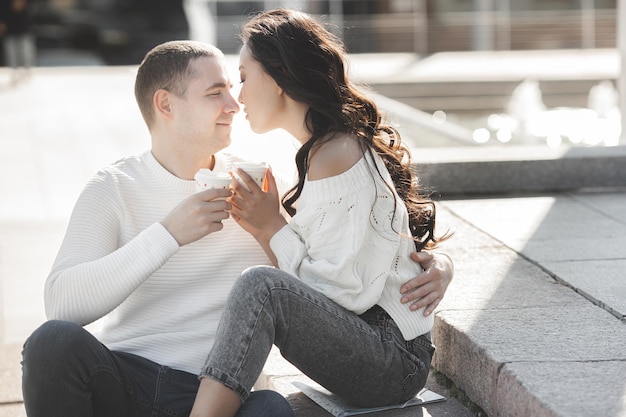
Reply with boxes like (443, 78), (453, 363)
(234, 266), (287, 297)
(240, 265), (282, 282)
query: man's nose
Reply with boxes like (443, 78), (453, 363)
(225, 92), (240, 113)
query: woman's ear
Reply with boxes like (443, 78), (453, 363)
(154, 89), (173, 119)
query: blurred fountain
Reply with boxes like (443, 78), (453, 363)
(483, 79), (545, 145)
(485, 79), (621, 147)
(586, 80), (621, 146)
(507, 79), (546, 126)
(588, 80), (619, 118)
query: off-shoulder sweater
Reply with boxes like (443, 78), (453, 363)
(270, 151), (433, 340)
(44, 150), (272, 374)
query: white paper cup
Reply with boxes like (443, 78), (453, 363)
(233, 162), (268, 191)
(194, 169), (233, 193)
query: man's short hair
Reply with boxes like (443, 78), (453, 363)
(135, 40), (223, 129)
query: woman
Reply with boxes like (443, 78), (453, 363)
(190, 9), (451, 417)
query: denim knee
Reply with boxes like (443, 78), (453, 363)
(235, 265), (298, 295)
(22, 320), (90, 370)
(244, 390), (294, 417)
(24, 320), (83, 355)
(234, 266), (285, 301)
(239, 265), (280, 284)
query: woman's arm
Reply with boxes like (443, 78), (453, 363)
(230, 150), (405, 312)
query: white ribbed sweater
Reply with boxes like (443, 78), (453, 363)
(270, 151), (433, 340)
(44, 151), (271, 374)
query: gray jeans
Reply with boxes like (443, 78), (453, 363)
(200, 265), (435, 407)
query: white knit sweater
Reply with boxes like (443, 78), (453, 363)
(270, 151), (433, 340)
(44, 150), (272, 374)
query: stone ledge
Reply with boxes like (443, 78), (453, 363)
(414, 145), (626, 196)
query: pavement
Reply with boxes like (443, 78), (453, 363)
(1, 49), (626, 417)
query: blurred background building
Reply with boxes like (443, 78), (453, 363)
(0, 0), (618, 66)
(1, 0), (622, 147)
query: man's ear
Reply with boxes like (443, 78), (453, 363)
(154, 89), (173, 120)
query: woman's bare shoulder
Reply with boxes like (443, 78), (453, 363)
(307, 134), (364, 181)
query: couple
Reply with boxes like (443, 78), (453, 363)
(21, 9), (453, 417)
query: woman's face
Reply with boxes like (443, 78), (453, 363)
(238, 44), (284, 134)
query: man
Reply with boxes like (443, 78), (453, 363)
(21, 40), (452, 417)
(0, 0), (36, 84)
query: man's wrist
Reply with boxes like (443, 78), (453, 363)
(434, 251), (454, 278)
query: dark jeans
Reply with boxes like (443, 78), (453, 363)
(21, 320), (294, 417)
(201, 266), (435, 408)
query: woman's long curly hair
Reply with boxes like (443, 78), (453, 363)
(241, 9), (442, 250)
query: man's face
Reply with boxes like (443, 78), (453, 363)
(172, 56), (239, 155)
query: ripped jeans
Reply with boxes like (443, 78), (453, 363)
(200, 266), (435, 407)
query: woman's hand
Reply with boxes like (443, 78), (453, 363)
(400, 251), (454, 316)
(229, 167), (287, 245)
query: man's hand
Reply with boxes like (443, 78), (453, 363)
(400, 251), (454, 316)
(160, 188), (232, 246)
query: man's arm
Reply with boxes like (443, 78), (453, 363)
(400, 251), (454, 316)
(44, 172), (177, 324)
(45, 172), (231, 325)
